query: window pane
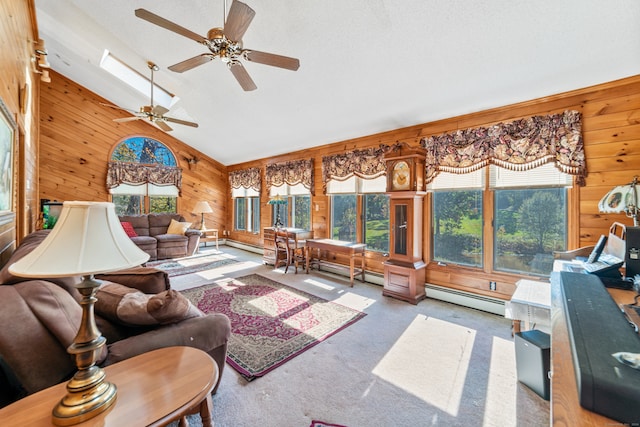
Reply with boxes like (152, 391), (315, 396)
(235, 198), (246, 231)
(149, 196), (176, 213)
(494, 188), (567, 275)
(292, 195), (310, 229)
(249, 197), (260, 233)
(331, 194), (357, 241)
(432, 190), (483, 267)
(112, 195), (143, 215)
(364, 194), (389, 252)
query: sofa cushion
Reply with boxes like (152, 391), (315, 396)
(148, 213), (183, 237)
(120, 221), (138, 237)
(118, 215), (151, 237)
(166, 219), (192, 235)
(95, 282), (203, 326)
(95, 267), (170, 294)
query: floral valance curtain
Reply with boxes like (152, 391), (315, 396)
(321, 145), (389, 193)
(419, 110), (587, 186)
(265, 159), (314, 195)
(106, 161), (182, 193)
(229, 167), (261, 192)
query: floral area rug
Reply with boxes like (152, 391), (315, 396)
(181, 274), (366, 381)
(145, 252), (238, 277)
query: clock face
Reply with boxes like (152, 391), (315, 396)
(392, 161), (410, 190)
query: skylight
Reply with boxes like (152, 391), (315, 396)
(99, 50), (177, 109)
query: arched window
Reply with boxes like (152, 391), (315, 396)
(107, 136), (181, 215)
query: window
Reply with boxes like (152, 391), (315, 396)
(328, 176), (389, 252)
(430, 163), (570, 276)
(270, 183), (311, 230)
(108, 137), (179, 215)
(233, 187), (260, 233)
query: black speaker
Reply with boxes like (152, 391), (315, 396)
(624, 226), (640, 279)
(515, 330), (550, 400)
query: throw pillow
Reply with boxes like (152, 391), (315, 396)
(166, 219), (192, 235)
(95, 281), (203, 326)
(120, 221), (138, 237)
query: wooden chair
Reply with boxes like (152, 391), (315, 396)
(273, 233), (290, 272)
(286, 237), (307, 274)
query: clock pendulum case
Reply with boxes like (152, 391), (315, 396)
(383, 142), (428, 304)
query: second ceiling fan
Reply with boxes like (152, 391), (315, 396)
(101, 61), (199, 132)
(135, 0), (300, 91)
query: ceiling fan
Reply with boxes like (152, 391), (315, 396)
(134, 0), (300, 91)
(100, 61), (199, 132)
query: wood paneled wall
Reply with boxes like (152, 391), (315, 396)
(39, 71), (228, 232)
(0, 0), (40, 266)
(228, 75), (640, 299)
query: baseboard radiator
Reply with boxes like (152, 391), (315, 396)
(225, 240), (505, 316)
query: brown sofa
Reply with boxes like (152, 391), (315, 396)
(119, 213), (201, 261)
(0, 230), (231, 407)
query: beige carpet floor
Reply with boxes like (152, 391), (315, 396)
(168, 245), (550, 427)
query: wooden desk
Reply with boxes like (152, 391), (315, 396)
(200, 228), (219, 250)
(0, 346), (218, 427)
(263, 227), (313, 265)
(550, 274), (637, 426)
(305, 239), (366, 286)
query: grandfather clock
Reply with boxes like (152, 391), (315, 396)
(383, 142), (427, 304)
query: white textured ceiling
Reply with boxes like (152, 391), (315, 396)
(34, 0), (640, 165)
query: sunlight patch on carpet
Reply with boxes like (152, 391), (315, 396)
(146, 252), (238, 277)
(483, 336), (517, 426)
(181, 274), (367, 381)
(372, 315), (475, 416)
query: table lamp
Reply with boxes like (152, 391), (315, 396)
(267, 195), (287, 228)
(193, 200), (213, 230)
(598, 176), (639, 226)
(9, 201), (150, 425)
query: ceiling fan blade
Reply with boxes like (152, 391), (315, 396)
(228, 62), (257, 91)
(244, 50), (300, 71)
(135, 9), (207, 44)
(168, 54), (215, 73)
(224, 1), (256, 41)
(152, 105), (170, 116)
(164, 117), (199, 128)
(155, 120), (173, 132)
(114, 117), (143, 123)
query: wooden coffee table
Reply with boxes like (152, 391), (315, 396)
(0, 346), (218, 427)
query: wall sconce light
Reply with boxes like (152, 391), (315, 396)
(32, 38), (52, 82)
(182, 156), (199, 170)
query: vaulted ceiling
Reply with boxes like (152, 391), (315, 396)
(34, 0), (640, 165)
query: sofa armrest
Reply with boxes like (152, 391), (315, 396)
(95, 267), (170, 294)
(185, 229), (202, 256)
(553, 246), (594, 260)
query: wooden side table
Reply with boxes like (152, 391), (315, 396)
(200, 228), (219, 250)
(0, 346), (218, 427)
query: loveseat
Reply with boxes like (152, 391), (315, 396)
(0, 230), (231, 408)
(119, 213), (201, 261)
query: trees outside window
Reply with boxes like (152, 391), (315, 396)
(431, 164), (570, 276)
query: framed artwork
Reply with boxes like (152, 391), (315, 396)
(0, 96), (17, 213)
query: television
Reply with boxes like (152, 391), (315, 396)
(42, 201), (63, 229)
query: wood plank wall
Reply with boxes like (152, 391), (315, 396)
(228, 75), (640, 299)
(39, 70), (228, 232)
(33, 53), (640, 299)
(0, 0), (39, 266)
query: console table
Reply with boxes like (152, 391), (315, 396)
(305, 239), (366, 286)
(0, 346), (218, 427)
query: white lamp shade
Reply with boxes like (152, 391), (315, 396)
(598, 184), (638, 213)
(9, 201), (150, 277)
(193, 201), (213, 214)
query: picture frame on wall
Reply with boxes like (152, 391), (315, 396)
(0, 96), (17, 214)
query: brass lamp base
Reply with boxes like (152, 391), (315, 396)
(52, 367), (117, 425)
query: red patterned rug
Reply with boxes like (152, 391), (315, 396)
(181, 274), (366, 381)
